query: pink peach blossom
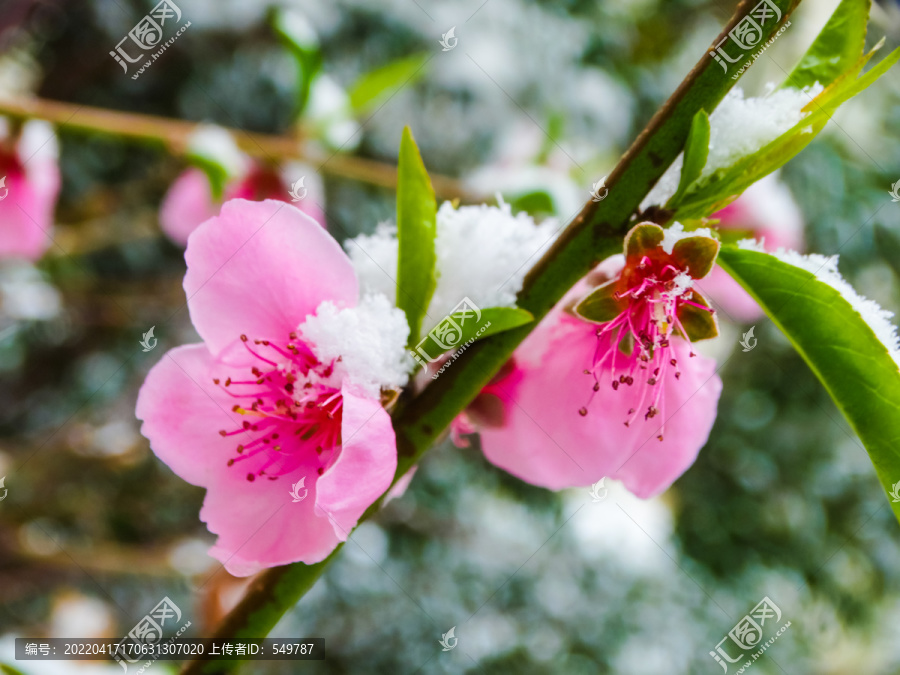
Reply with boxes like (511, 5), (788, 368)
(159, 164), (324, 246)
(704, 174), (804, 322)
(461, 224), (723, 498)
(0, 120), (60, 261)
(137, 199), (406, 576)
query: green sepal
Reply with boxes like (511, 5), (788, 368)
(672, 235), (720, 279)
(574, 281), (623, 325)
(617, 329), (635, 356)
(625, 222), (665, 259)
(676, 291), (718, 342)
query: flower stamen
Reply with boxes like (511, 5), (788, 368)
(216, 333), (344, 482)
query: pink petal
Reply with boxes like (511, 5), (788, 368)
(295, 198), (326, 228)
(315, 388), (397, 539)
(610, 339), (722, 498)
(0, 122), (60, 261)
(160, 164), (328, 247)
(183, 199), (358, 356)
(699, 266), (764, 323)
(0, 171), (56, 260)
(159, 169), (220, 246)
(277, 170), (327, 227)
(201, 460), (341, 575)
(225, 165), (326, 227)
(709, 174), (804, 322)
(715, 174), (804, 251)
(478, 312), (722, 498)
(384, 467), (417, 505)
(135, 343), (247, 487)
(136, 343), (344, 575)
(477, 318), (605, 489)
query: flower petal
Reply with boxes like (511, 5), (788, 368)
(136, 343), (343, 574)
(698, 266), (764, 323)
(184, 199), (358, 355)
(201, 457), (340, 575)
(135, 343), (247, 487)
(383, 467), (417, 505)
(477, 318), (602, 489)
(0, 122), (60, 261)
(160, 169), (220, 246)
(0, 172), (56, 260)
(478, 314), (722, 498)
(315, 388), (397, 540)
(612, 340), (722, 498)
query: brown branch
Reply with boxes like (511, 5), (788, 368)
(0, 96), (468, 199)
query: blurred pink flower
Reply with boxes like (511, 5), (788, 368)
(705, 174), (804, 322)
(0, 120), (60, 261)
(459, 224), (723, 498)
(159, 164), (324, 246)
(137, 199), (407, 576)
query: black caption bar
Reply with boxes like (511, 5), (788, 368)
(15, 638), (324, 661)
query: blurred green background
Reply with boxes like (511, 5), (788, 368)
(1, 0), (900, 673)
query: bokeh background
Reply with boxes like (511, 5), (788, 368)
(2, 0), (900, 673)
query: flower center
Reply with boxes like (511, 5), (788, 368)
(214, 333), (343, 482)
(580, 255), (709, 440)
(236, 166), (285, 201)
(0, 149), (23, 178)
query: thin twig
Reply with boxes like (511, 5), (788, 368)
(0, 96), (468, 199)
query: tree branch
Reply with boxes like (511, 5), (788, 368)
(181, 2), (803, 672)
(0, 96), (468, 199)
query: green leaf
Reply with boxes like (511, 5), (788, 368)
(668, 110), (710, 207)
(574, 281), (622, 324)
(718, 246), (900, 523)
(781, 0), (870, 91)
(808, 37), (885, 111)
(463, 308), (533, 340)
(676, 42), (900, 220)
(536, 112), (565, 164)
(412, 307), (534, 364)
(272, 8), (320, 55)
(190, 155), (229, 201)
(874, 224), (900, 280)
(396, 127), (438, 346)
(272, 8), (323, 116)
(349, 53), (430, 115)
(508, 190), (556, 217)
(184, 127), (246, 201)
